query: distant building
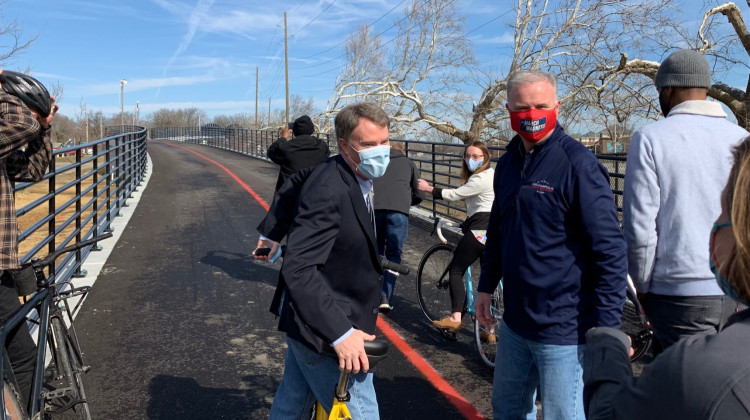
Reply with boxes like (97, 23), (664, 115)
(575, 130), (629, 155)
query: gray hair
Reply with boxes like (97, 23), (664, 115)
(335, 103), (390, 142)
(506, 69), (558, 100)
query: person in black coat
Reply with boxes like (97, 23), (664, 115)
(373, 143), (422, 311)
(263, 103), (391, 419)
(267, 115), (330, 192)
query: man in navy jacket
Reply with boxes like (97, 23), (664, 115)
(475, 69), (626, 420)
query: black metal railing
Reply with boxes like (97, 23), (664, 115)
(150, 126), (626, 222)
(16, 127), (148, 282)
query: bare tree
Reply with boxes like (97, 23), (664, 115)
(321, 0), (475, 139)
(0, 2), (36, 65)
(596, 1), (750, 130)
(324, 0), (680, 144)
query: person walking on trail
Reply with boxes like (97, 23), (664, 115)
(416, 141), (494, 332)
(266, 103), (391, 420)
(373, 142), (423, 312)
(623, 49), (749, 353)
(584, 136), (750, 420)
(475, 69), (627, 420)
(0, 69), (58, 409)
(267, 115), (330, 192)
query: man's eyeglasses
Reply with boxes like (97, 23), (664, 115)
(464, 154), (483, 160)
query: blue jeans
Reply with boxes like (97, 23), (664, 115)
(375, 211), (408, 301)
(492, 321), (585, 420)
(269, 337), (379, 420)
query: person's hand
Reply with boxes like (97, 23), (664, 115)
(281, 125), (291, 139)
(30, 95), (58, 129)
(475, 292), (493, 328)
(333, 329), (376, 373)
(252, 238), (279, 261)
(417, 179), (433, 193)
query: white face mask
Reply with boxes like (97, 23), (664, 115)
(348, 144), (391, 179)
(466, 159), (484, 172)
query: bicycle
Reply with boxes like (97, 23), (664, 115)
(416, 217), (503, 368)
(621, 275), (653, 362)
(1, 232), (113, 420)
(311, 339), (390, 420)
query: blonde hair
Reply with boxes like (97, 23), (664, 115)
(461, 141), (490, 184)
(725, 136), (750, 302)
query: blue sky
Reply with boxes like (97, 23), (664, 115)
(2, 0), (745, 129)
(2, 0), (514, 122)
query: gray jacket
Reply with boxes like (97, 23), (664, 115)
(583, 309), (750, 419)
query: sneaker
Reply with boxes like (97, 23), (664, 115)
(432, 317), (462, 332)
(379, 296), (393, 313)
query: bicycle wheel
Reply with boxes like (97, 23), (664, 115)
(620, 292), (652, 362)
(3, 380), (28, 420)
(416, 244), (455, 323)
(48, 316), (91, 420)
(474, 285), (503, 369)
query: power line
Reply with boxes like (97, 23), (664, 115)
(293, 0), (339, 36)
(297, 0), (409, 60)
(465, 11), (510, 36)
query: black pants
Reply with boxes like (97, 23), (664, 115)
(448, 231), (485, 314)
(0, 271), (37, 409)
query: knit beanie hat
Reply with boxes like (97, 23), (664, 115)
(654, 50), (711, 89)
(292, 115), (315, 135)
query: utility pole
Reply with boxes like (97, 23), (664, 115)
(83, 103), (88, 144)
(99, 109), (103, 138)
(255, 66), (259, 129)
(284, 11), (289, 124)
(268, 97), (271, 127)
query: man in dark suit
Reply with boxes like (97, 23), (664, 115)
(265, 103), (392, 420)
(267, 115), (330, 192)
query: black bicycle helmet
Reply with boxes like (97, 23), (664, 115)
(0, 70), (52, 118)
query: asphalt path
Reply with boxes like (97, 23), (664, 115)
(72, 140), (495, 419)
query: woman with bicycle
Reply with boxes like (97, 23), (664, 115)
(417, 141), (494, 332)
(583, 136), (750, 419)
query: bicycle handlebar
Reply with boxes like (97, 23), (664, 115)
(380, 258), (410, 275)
(434, 218), (456, 244)
(30, 232), (114, 270)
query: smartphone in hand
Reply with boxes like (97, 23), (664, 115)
(255, 247), (271, 257)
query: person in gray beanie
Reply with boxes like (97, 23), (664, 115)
(623, 49), (749, 354)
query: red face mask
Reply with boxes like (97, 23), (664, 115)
(509, 108), (557, 143)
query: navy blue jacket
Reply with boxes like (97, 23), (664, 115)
(478, 126), (626, 345)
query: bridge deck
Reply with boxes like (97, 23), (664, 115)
(73, 140), (494, 419)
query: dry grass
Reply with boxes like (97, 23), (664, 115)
(14, 155), (116, 262)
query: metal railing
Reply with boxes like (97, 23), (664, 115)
(16, 127), (148, 281)
(150, 126), (626, 222)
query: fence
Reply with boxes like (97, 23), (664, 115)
(15, 127), (148, 282)
(149, 126), (626, 222)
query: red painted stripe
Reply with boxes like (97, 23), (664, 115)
(164, 143), (270, 211)
(161, 140), (485, 419)
(376, 317), (487, 420)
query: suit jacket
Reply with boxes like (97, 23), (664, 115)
(267, 134), (330, 192)
(267, 155), (383, 353)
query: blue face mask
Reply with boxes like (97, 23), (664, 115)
(350, 144), (391, 179)
(709, 221), (746, 305)
(466, 159), (484, 172)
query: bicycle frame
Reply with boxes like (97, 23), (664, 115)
(0, 286), (53, 416)
(434, 218), (478, 316)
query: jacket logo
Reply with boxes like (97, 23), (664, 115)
(531, 180), (554, 194)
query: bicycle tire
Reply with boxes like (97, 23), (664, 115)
(3, 380), (28, 420)
(416, 244), (455, 323)
(49, 317), (90, 420)
(620, 292), (652, 362)
(473, 285), (503, 369)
